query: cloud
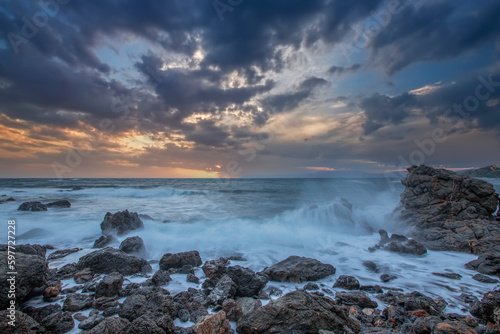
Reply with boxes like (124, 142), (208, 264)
(328, 64), (361, 76)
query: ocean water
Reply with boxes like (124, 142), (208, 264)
(1, 177), (499, 323)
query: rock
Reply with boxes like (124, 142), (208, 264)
(432, 272), (462, 280)
(78, 314), (105, 330)
(74, 268), (94, 284)
(187, 274), (199, 284)
(100, 209), (144, 236)
(466, 252), (500, 275)
(360, 285), (384, 294)
(0, 244), (49, 309)
(93, 235), (118, 248)
(236, 297), (262, 316)
(472, 273), (499, 283)
(76, 247), (152, 275)
(263, 256), (336, 283)
(43, 285), (61, 300)
(22, 303), (62, 323)
(333, 275), (360, 290)
(0, 310), (40, 333)
(380, 274), (397, 283)
(119, 236), (146, 256)
(159, 250), (202, 271)
(40, 311), (75, 333)
(63, 293), (94, 312)
(95, 272), (124, 298)
(56, 262), (78, 280)
(46, 200), (71, 208)
(152, 270), (172, 286)
(304, 282), (320, 291)
(81, 317), (131, 334)
(118, 287), (177, 322)
(222, 299), (242, 321)
(193, 311), (233, 334)
(202, 258), (229, 279)
(397, 165), (500, 254)
(47, 247), (81, 260)
(470, 290), (500, 323)
(173, 288), (208, 323)
(127, 314), (175, 334)
(17, 201), (47, 211)
(463, 164), (500, 178)
(207, 275), (236, 305)
(335, 291), (378, 308)
(378, 290), (446, 316)
(82, 280), (98, 293)
(258, 290), (270, 299)
(93, 296), (119, 310)
(378, 229), (390, 245)
(236, 290), (360, 333)
(362, 261), (379, 273)
(384, 239), (428, 255)
(227, 265), (268, 297)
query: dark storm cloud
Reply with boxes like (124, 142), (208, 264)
(328, 64), (361, 76)
(369, 0), (500, 74)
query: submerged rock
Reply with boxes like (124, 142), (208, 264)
(76, 247), (152, 275)
(100, 209), (144, 236)
(46, 200), (71, 208)
(17, 201), (47, 211)
(262, 256), (336, 283)
(93, 234), (118, 248)
(236, 290), (360, 334)
(384, 238), (427, 255)
(47, 247), (81, 260)
(333, 275), (360, 290)
(119, 236), (146, 256)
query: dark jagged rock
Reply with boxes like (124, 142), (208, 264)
(362, 260), (380, 273)
(226, 265), (268, 297)
(384, 239), (427, 255)
(333, 275), (360, 290)
(152, 269), (172, 286)
(472, 273), (499, 284)
(93, 234), (118, 248)
(207, 274), (236, 305)
(100, 209), (144, 236)
(380, 274), (397, 283)
(470, 290), (500, 324)
(95, 272), (124, 298)
(119, 236), (146, 256)
(78, 314), (104, 330)
(432, 272), (462, 280)
(222, 299), (242, 321)
(262, 256), (336, 283)
(74, 268), (93, 284)
(465, 252), (500, 275)
(193, 311), (233, 334)
(76, 247), (152, 275)
(128, 314), (176, 334)
(303, 282), (320, 291)
(39, 311), (75, 334)
(118, 286), (178, 322)
(22, 303), (62, 323)
(17, 201), (48, 211)
(0, 244), (49, 309)
(236, 290), (360, 334)
(0, 310), (40, 333)
(159, 250), (202, 271)
(173, 288), (208, 323)
(47, 247), (81, 260)
(62, 293), (94, 312)
(335, 291), (378, 308)
(92, 296), (119, 311)
(463, 163), (500, 178)
(236, 297), (262, 317)
(46, 200), (71, 208)
(397, 165), (500, 255)
(187, 273), (200, 284)
(377, 290), (446, 316)
(55, 262), (78, 280)
(360, 285), (384, 294)
(81, 317), (131, 334)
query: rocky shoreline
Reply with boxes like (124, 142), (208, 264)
(1, 165), (499, 333)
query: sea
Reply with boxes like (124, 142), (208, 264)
(1, 177), (499, 329)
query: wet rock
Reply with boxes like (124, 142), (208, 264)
(202, 258), (229, 279)
(227, 265), (268, 297)
(263, 256), (336, 283)
(93, 235), (118, 248)
(236, 290), (360, 334)
(119, 236), (146, 256)
(119, 286), (177, 322)
(100, 209), (144, 236)
(466, 253), (500, 276)
(40, 311), (75, 333)
(81, 317), (130, 334)
(82, 280), (99, 293)
(174, 288), (208, 323)
(378, 229), (390, 245)
(222, 299), (242, 321)
(78, 314), (105, 330)
(236, 297), (262, 317)
(76, 247), (152, 275)
(207, 274), (236, 305)
(333, 275), (360, 290)
(22, 303), (62, 323)
(360, 285), (384, 294)
(47, 247), (81, 260)
(378, 290), (446, 316)
(46, 200), (71, 208)
(187, 273), (200, 284)
(363, 261), (380, 273)
(258, 290), (270, 299)
(127, 314), (175, 334)
(56, 263), (78, 280)
(472, 273), (499, 284)
(159, 250), (202, 271)
(152, 269), (172, 286)
(43, 285), (61, 300)
(63, 293), (94, 312)
(384, 239), (427, 255)
(335, 291), (378, 308)
(380, 274), (397, 283)
(18, 201), (47, 211)
(74, 268), (94, 284)
(304, 282), (320, 291)
(470, 290), (500, 323)
(0, 244), (49, 309)
(193, 311), (233, 334)
(432, 272), (462, 280)
(92, 296), (119, 311)
(0, 310), (40, 333)
(95, 272), (124, 298)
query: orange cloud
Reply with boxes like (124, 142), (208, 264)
(305, 167), (336, 171)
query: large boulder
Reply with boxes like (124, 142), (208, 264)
(236, 290), (360, 333)
(100, 210), (144, 235)
(397, 165), (500, 254)
(76, 247), (152, 275)
(263, 256), (336, 283)
(46, 200), (71, 208)
(0, 244), (49, 309)
(159, 250), (202, 271)
(470, 290), (500, 324)
(17, 201), (47, 211)
(119, 236), (146, 256)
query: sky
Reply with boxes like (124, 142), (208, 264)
(0, 0), (499, 178)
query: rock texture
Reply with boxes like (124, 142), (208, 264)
(397, 165), (499, 255)
(93, 235), (117, 248)
(236, 290), (360, 333)
(76, 247), (152, 275)
(119, 236), (146, 256)
(100, 210), (144, 235)
(46, 200), (71, 208)
(17, 201), (47, 211)
(159, 250), (202, 271)
(463, 163), (500, 178)
(262, 256), (336, 283)
(193, 311), (233, 334)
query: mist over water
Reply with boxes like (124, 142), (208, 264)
(1, 177), (499, 315)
